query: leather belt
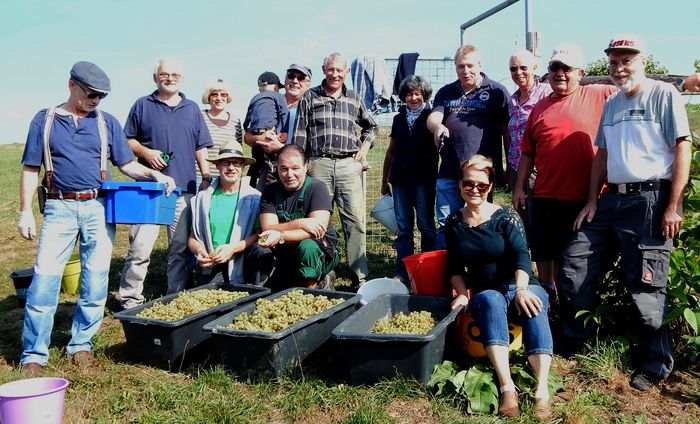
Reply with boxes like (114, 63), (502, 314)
(251, 128), (274, 135)
(608, 179), (671, 194)
(317, 152), (354, 160)
(47, 189), (104, 200)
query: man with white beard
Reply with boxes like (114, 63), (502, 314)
(558, 35), (691, 392)
(119, 58), (213, 309)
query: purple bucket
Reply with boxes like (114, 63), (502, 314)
(0, 377), (69, 424)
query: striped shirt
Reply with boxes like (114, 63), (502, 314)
(199, 109), (243, 176)
(293, 83), (378, 156)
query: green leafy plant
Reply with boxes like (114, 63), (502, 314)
(694, 59), (700, 73)
(427, 361), (498, 414)
(585, 55), (669, 76)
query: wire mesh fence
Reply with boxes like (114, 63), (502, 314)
(359, 57), (454, 266)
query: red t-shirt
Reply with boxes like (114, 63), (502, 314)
(522, 85), (617, 200)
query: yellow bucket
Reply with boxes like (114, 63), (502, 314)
(61, 254), (81, 294)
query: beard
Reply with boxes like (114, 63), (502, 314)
(612, 72), (639, 94)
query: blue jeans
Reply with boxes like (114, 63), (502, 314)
(392, 183), (437, 281)
(435, 178), (463, 249)
(468, 284), (553, 356)
(21, 198), (115, 365)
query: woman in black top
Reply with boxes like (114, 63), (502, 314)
(446, 155), (553, 419)
(380, 75), (438, 282)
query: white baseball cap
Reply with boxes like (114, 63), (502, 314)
(549, 44), (585, 69)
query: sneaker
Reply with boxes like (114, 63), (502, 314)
(630, 370), (661, 391)
(20, 362), (43, 377)
(319, 271), (336, 291)
(498, 390), (520, 417)
(71, 350), (96, 368)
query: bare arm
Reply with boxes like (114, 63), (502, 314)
(426, 107), (448, 148)
(20, 165), (40, 212)
(573, 148), (608, 231)
(512, 152), (534, 211)
(118, 161), (176, 195)
(259, 210), (330, 247)
(662, 139), (691, 239)
(450, 274), (470, 310)
(128, 138), (167, 170)
(681, 73), (700, 92)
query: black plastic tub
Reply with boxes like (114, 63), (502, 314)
(9, 268), (33, 308)
(113, 282), (270, 370)
(203, 288), (360, 377)
(331, 294), (461, 385)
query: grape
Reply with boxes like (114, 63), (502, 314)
(227, 289), (343, 332)
(372, 311), (436, 335)
(136, 289), (249, 321)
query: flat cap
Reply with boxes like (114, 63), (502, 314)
(70, 61), (111, 93)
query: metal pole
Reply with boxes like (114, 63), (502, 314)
(460, 0), (521, 45)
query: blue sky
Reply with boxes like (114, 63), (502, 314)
(1, 0), (698, 144)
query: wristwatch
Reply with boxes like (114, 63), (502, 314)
(675, 77), (685, 92)
(202, 175), (213, 183)
(278, 231), (286, 245)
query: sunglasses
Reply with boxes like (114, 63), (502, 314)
(286, 72), (308, 82)
(219, 160), (244, 168)
(548, 63), (574, 73)
(74, 81), (108, 100)
(460, 180), (491, 193)
(509, 65), (528, 72)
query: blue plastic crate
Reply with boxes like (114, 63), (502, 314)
(101, 181), (181, 225)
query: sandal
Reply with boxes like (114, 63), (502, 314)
(498, 390), (520, 417)
(534, 398), (551, 420)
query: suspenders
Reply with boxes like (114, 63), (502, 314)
(42, 107), (108, 192)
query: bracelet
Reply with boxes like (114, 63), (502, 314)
(515, 285), (528, 292)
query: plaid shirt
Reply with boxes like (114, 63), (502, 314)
(293, 82), (378, 156)
(507, 81), (551, 169)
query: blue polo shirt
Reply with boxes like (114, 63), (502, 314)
(22, 109), (134, 192)
(243, 91), (289, 134)
(125, 91), (212, 193)
(433, 74), (510, 178)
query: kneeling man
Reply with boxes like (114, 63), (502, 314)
(188, 140), (270, 286)
(258, 145), (339, 290)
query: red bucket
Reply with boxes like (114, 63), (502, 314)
(403, 250), (452, 297)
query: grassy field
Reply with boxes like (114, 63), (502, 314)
(1, 109), (700, 423)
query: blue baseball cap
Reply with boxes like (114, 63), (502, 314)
(70, 61), (111, 93)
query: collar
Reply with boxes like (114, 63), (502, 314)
(147, 90), (189, 106)
(317, 80), (347, 98)
(453, 72), (490, 94)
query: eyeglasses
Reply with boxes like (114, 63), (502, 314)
(219, 160), (244, 168)
(73, 81), (108, 100)
(156, 72), (182, 81)
(460, 180), (491, 193)
(286, 72), (308, 82)
(509, 65), (528, 72)
(548, 63), (574, 73)
(608, 55), (641, 69)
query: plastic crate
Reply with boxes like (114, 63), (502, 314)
(331, 294), (460, 385)
(203, 288), (360, 377)
(113, 282), (269, 370)
(101, 181), (181, 225)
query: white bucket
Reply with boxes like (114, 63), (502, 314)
(357, 277), (409, 305)
(370, 195), (398, 235)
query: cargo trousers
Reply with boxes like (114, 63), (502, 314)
(558, 189), (674, 378)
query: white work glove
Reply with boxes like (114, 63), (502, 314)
(18, 210), (36, 240)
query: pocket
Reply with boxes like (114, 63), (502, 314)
(638, 244), (671, 288)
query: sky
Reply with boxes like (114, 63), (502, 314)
(1, 0), (698, 144)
